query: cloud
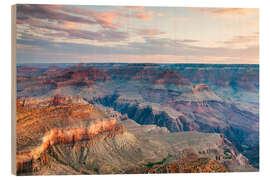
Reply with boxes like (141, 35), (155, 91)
(193, 7), (258, 17)
(219, 33), (259, 49)
(16, 5), (122, 30)
(16, 5), (259, 64)
(16, 4), (160, 44)
(222, 34), (259, 45)
(21, 22), (129, 42)
(181, 39), (199, 43)
(17, 5), (96, 25)
(17, 35), (258, 64)
(136, 29), (166, 36)
(136, 11), (154, 20)
(125, 6), (145, 10)
(92, 11), (122, 29)
(62, 28), (128, 42)
(16, 5), (130, 43)
(58, 21), (89, 29)
(210, 8), (256, 16)
(157, 13), (164, 17)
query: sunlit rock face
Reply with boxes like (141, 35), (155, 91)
(16, 95), (131, 174)
(16, 118), (125, 174)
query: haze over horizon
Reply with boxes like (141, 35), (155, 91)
(16, 5), (259, 64)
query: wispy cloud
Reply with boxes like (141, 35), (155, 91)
(135, 11), (154, 20)
(17, 5), (124, 30)
(209, 8), (257, 16)
(125, 6), (145, 10)
(20, 22), (129, 42)
(136, 28), (166, 36)
(193, 7), (258, 17)
(218, 33), (259, 48)
(16, 34), (258, 64)
(17, 5), (95, 25)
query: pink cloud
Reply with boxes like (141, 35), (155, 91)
(17, 5), (123, 30)
(220, 34), (259, 47)
(60, 6), (123, 29)
(211, 8), (255, 15)
(92, 11), (122, 29)
(157, 13), (164, 17)
(136, 11), (154, 20)
(59, 21), (89, 29)
(193, 7), (258, 17)
(65, 7), (124, 29)
(137, 29), (166, 36)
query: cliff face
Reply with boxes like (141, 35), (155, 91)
(16, 95), (128, 174)
(17, 94), (87, 109)
(152, 69), (191, 85)
(16, 119), (124, 174)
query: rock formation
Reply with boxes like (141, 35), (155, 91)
(16, 63), (259, 173)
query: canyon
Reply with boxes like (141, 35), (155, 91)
(16, 63), (259, 174)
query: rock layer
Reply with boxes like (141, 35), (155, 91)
(16, 119), (124, 174)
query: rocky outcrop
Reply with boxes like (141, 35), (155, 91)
(17, 66), (44, 76)
(92, 96), (183, 132)
(16, 119), (124, 174)
(192, 84), (211, 92)
(16, 96), (131, 175)
(107, 65), (190, 85)
(152, 69), (191, 85)
(17, 68), (111, 98)
(146, 150), (228, 173)
(51, 69), (110, 87)
(69, 69), (111, 81)
(17, 95), (87, 110)
(16, 96), (107, 151)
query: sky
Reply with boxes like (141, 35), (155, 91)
(16, 5), (259, 64)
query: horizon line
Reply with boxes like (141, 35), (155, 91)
(17, 62), (259, 65)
